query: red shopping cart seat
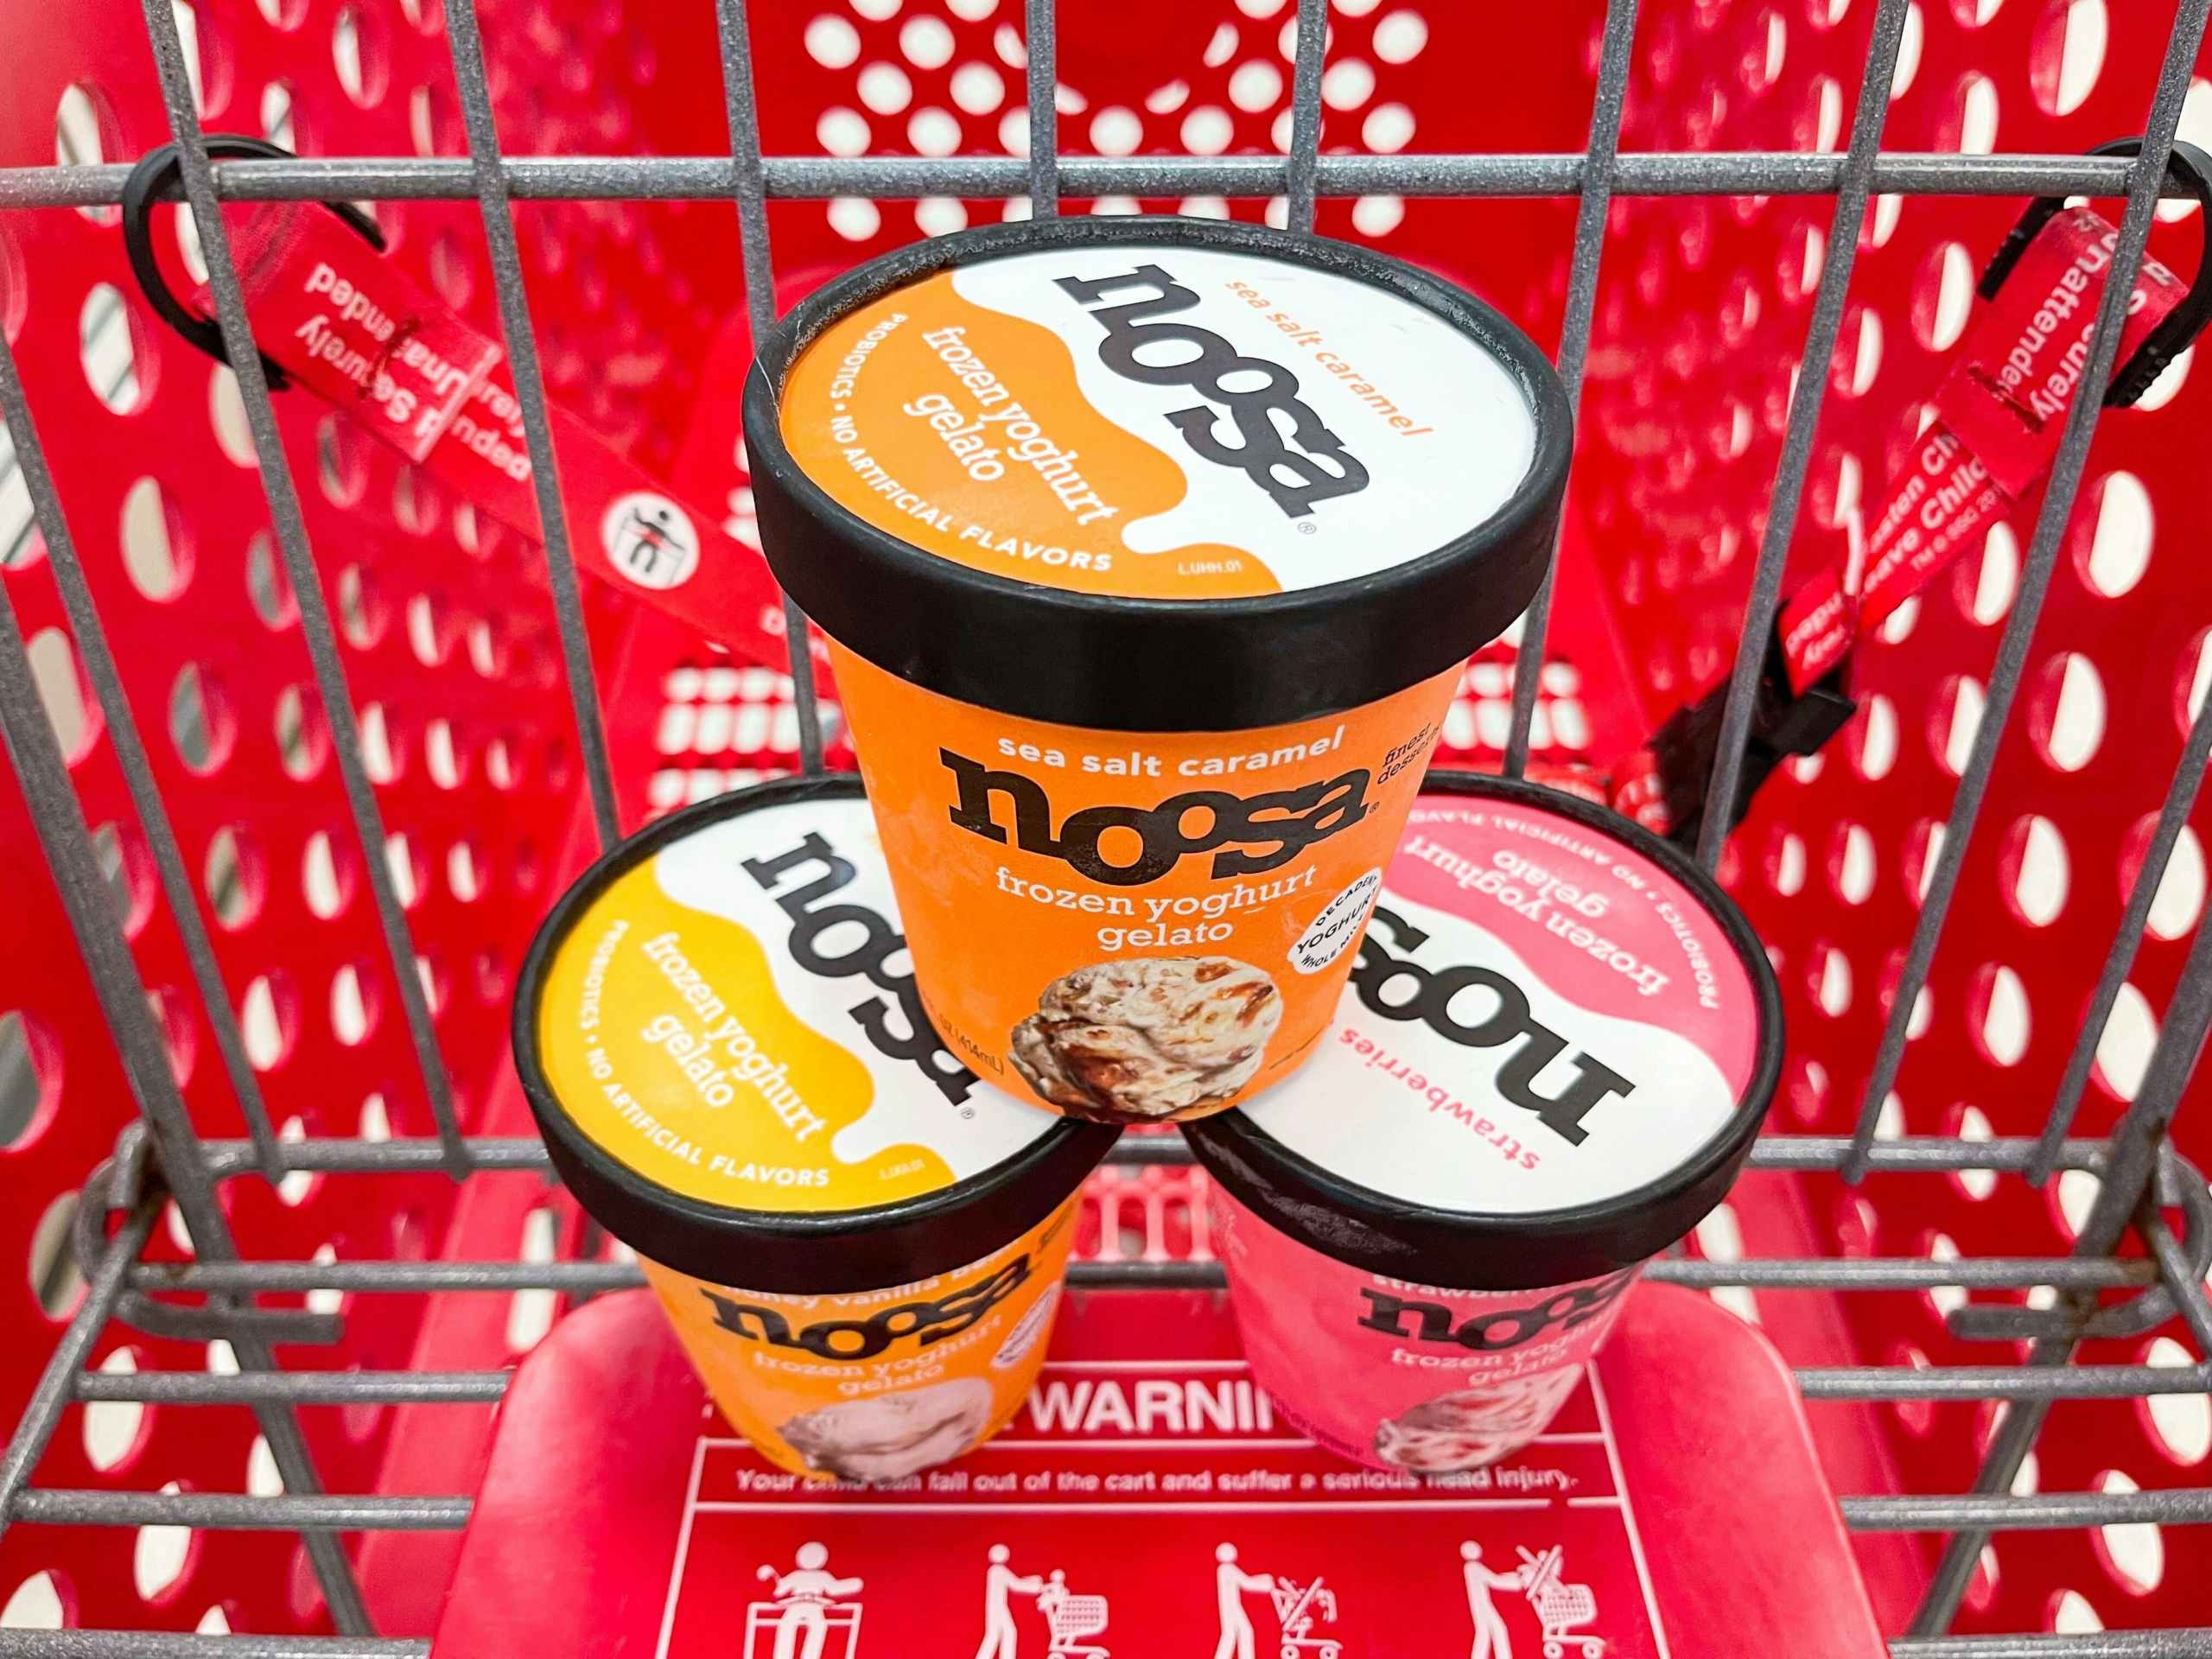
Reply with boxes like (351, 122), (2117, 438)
(434, 1281), (1882, 1658)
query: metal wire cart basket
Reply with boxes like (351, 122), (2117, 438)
(2, 0), (2211, 1650)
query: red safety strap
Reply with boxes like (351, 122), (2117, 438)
(203, 200), (802, 672)
(1777, 206), (2187, 693)
(1598, 200), (2193, 841)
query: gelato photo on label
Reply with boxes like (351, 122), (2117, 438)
(779, 1376), (993, 1482)
(1009, 957), (1283, 1121)
(1373, 1370), (1586, 1473)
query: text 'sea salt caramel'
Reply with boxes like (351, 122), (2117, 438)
(745, 218), (1573, 1124)
(1185, 772), (1783, 1471)
(514, 778), (1116, 1482)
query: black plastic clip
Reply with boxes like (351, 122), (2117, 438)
(119, 135), (385, 394)
(1979, 136), (2212, 410)
(1642, 639), (1857, 852)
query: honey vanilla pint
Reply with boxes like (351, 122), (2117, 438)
(516, 778), (1116, 1482)
(1186, 773), (1783, 1471)
(746, 219), (1573, 1124)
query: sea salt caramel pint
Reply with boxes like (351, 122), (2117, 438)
(1185, 772), (1783, 1473)
(745, 217), (1573, 1127)
(514, 777), (1117, 1483)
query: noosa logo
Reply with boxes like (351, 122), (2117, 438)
(1351, 906), (1633, 1147)
(1053, 264), (1370, 518)
(939, 747), (1371, 884)
(1356, 1270), (1634, 1352)
(701, 1257), (1031, 1361)
(741, 831), (976, 1107)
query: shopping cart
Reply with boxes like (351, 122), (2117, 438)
(1268, 1576), (1340, 1659)
(1039, 1574), (1110, 1659)
(1, 0), (2209, 1655)
(1516, 1545), (1605, 1659)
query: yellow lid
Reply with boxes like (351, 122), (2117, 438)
(530, 786), (1065, 1213)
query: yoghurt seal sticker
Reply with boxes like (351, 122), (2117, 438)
(1241, 795), (1759, 1215)
(533, 797), (1059, 1211)
(779, 244), (1538, 599)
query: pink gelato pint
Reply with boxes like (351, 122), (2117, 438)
(1185, 772), (1782, 1471)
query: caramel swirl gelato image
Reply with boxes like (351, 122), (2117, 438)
(780, 1377), (994, 1482)
(1010, 957), (1282, 1122)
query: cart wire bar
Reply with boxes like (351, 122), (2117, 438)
(1282, 0), (1327, 235)
(6, 153), (2209, 211)
(1696, 0), (1911, 873)
(709, 0), (828, 777)
(1503, 0), (1637, 779)
(0, 344), (373, 1633)
(72, 1372), (513, 1406)
(118, 1253), (2164, 1296)
(1888, 1637), (2212, 1659)
(1913, 674), (2212, 1632)
(1022, 0), (1057, 218)
(9, 1492), (473, 1532)
(442, 0), (624, 848)
(182, 1132), (2123, 1179)
(0, 287), (284, 1183)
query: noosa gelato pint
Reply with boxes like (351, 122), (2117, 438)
(1185, 772), (1783, 1471)
(745, 218), (1573, 1124)
(515, 778), (1116, 1481)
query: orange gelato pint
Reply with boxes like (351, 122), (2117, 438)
(746, 218), (1573, 1124)
(515, 778), (1117, 1481)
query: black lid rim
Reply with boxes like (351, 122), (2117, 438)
(743, 216), (1573, 731)
(1183, 769), (1785, 1290)
(511, 774), (1120, 1294)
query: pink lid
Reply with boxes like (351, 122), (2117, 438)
(1185, 773), (1782, 1287)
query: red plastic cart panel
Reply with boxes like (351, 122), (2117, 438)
(435, 1283), (1884, 1659)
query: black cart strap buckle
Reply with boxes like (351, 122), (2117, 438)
(119, 136), (384, 394)
(1613, 641), (1856, 851)
(1980, 136), (2212, 409)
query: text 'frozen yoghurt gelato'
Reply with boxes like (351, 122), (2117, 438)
(1186, 772), (1782, 1471)
(516, 778), (1117, 1481)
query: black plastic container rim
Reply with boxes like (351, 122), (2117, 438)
(742, 215), (1574, 732)
(1182, 770), (1785, 1290)
(512, 774), (1121, 1294)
